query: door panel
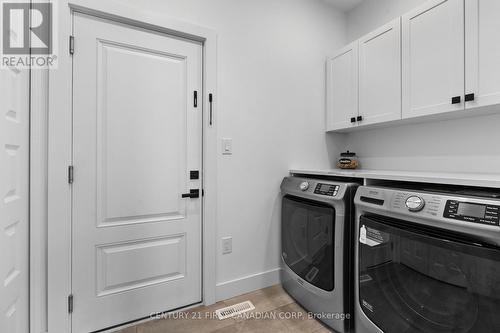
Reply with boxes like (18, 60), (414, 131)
(359, 215), (500, 333)
(326, 42), (358, 131)
(359, 18), (402, 126)
(465, 0), (500, 109)
(281, 196), (336, 291)
(96, 41), (187, 227)
(72, 13), (202, 333)
(402, 0), (465, 118)
(96, 235), (186, 296)
(0, 66), (29, 332)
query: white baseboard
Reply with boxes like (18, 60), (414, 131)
(215, 268), (281, 302)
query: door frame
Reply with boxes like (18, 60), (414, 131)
(42, 2), (218, 332)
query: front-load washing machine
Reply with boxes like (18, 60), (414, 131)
(354, 184), (500, 333)
(280, 176), (360, 333)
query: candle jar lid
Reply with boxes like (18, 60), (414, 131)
(340, 151), (356, 157)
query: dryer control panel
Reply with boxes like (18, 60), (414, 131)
(314, 183), (339, 197)
(281, 177), (357, 202)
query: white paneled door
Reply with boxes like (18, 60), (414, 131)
(0, 64), (30, 332)
(72, 13), (203, 333)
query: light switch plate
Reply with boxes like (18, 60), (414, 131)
(222, 237), (232, 254)
(222, 138), (232, 155)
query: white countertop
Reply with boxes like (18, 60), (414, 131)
(289, 168), (500, 188)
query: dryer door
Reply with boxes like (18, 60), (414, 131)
(282, 195), (335, 291)
(358, 214), (500, 333)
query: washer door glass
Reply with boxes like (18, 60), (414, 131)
(282, 195), (335, 291)
(358, 214), (500, 333)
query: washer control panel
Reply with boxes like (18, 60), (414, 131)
(444, 200), (500, 226)
(314, 183), (339, 197)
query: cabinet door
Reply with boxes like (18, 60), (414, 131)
(402, 0), (464, 119)
(465, 0), (500, 109)
(326, 42), (358, 131)
(359, 18), (402, 126)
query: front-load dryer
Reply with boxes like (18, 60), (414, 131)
(280, 176), (359, 333)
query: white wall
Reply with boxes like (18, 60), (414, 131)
(343, 0), (500, 173)
(347, 0), (426, 41)
(110, 0), (347, 297)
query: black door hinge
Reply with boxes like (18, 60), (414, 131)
(69, 36), (75, 55)
(68, 166), (74, 184)
(68, 294), (74, 313)
(193, 91), (198, 108)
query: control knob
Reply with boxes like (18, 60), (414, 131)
(405, 196), (425, 212)
(299, 182), (310, 191)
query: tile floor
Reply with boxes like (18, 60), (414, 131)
(116, 284), (333, 333)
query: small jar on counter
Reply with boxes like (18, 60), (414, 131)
(337, 151), (359, 169)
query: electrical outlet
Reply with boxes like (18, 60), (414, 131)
(222, 237), (232, 254)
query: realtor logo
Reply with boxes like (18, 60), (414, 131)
(1, 1), (57, 68)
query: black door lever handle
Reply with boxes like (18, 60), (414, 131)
(182, 189), (200, 199)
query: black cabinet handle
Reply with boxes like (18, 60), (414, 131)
(357, 116), (363, 122)
(209, 93), (213, 126)
(451, 96), (461, 104)
(350, 117), (356, 123)
(465, 93), (475, 102)
(182, 189), (200, 199)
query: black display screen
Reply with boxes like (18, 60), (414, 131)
(319, 184), (333, 192)
(457, 203), (486, 218)
(314, 183), (337, 196)
(444, 200), (500, 226)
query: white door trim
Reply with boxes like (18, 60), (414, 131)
(30, 63), (50, 333)
(41, 2), (218, 332)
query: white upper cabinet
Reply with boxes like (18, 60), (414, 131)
(326, 0), (500, 132)
(326, 42), (358, 131)
(465, 0), (500, 109)
(402, 0), (465, 119)
(359, 18), (402, 126)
